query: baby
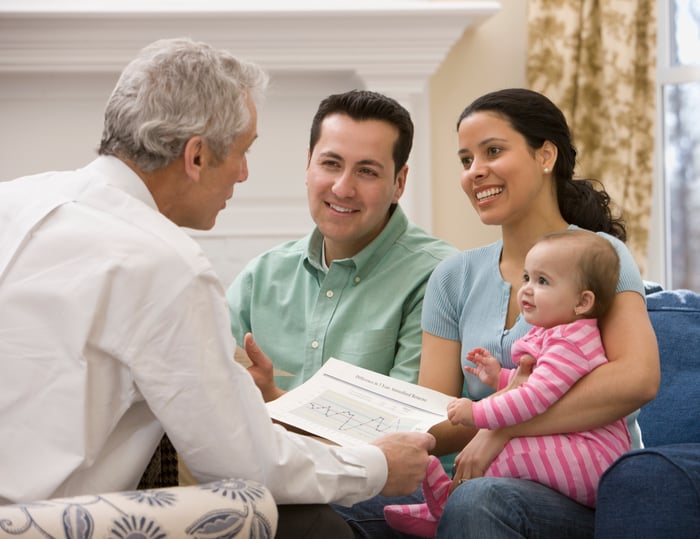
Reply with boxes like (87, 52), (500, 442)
(385, 229), (631, 537)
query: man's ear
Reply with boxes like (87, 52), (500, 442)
(575, 290), (595, 317)
(304, 148), (311, 188)
(392, 164), (408, 203)
(183, 136), (204, 181)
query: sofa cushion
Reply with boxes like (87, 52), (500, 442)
(640, 289), (700, 446)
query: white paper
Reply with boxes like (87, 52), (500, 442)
(266, 357), (453, 446)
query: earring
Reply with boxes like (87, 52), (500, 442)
(543, 167), (550, 174)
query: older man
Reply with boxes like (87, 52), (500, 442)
(0, 38), (434, 539)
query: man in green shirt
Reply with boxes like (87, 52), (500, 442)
(226, 90), (457, 402)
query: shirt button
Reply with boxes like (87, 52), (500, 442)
(311, 340), (319, 349)
(354, 276), (361, 283)
(326, 290), (334, 298)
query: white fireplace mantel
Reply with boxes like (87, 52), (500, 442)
(0, 0), (500, 283)
(0, 0), (499, 93)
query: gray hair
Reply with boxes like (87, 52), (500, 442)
(99, 38), (268, 172)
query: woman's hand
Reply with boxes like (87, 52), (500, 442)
(504, 354), (536, 391)
(450, 428), (509, 492)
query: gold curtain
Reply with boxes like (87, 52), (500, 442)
(527, 0), (656, 271)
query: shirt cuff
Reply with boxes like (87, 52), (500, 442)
(337, 444), (387, 500)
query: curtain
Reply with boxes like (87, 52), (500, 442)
(527, 0), (656, 271)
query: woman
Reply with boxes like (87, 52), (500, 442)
(418, 88), (659, 538)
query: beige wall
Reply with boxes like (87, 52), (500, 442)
(430, 1), (528, 250)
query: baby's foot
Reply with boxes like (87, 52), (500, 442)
(384, 503), (438, 538)
(422, 455), (452, 520)
(383, 456), (453, 538)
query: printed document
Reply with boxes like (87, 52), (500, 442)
(266, 358), (454, 446)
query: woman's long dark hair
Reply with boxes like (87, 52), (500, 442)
(457, 88), (626, 241)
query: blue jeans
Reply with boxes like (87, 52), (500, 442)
(331, 490), (425, 539)
(437, 477), (594, 539)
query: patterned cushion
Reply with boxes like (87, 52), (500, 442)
(0, 479), (277, 538)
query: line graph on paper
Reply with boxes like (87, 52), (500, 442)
(289, 388), (424, 444)
(267, 358), (453, 447)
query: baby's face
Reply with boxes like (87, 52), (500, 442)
(517, 241), (584, 328)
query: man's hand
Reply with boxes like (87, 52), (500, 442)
(243, 333), (285, 402)
(372, 432), (435, 497)
(450, 428), (508, 492)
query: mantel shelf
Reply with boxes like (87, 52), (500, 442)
(0, 0), (500, 93)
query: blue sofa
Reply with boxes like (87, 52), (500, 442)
(595, 288), (700, 538)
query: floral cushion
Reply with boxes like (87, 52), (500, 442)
(0, 478), (277, 539)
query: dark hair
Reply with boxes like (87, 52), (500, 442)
(309, 90), (414, 176)
(541, 229), (620, 319)
(457, 88), (626, 241)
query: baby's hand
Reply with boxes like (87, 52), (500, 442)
(447, 397), (474, 426)
(465, 347), (501, 390)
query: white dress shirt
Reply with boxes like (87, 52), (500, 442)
(0, 156), (386, 505)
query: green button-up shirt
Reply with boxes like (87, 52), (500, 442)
(226, 206), (457, 390)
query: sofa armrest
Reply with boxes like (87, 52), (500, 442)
(641, 288), (700, 445)
(595, 444), (700, 538)
(0, 478), (278, 538)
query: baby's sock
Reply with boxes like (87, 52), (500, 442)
(383, 456), (452, 538)
(384, 503), (438, 538)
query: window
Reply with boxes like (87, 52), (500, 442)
(660, 0), (700, 291)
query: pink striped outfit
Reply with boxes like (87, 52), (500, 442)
(472, 318), (631, 507)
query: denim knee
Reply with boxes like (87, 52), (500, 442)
(436, 477), (594, 539)
(437, 477), (528, 538)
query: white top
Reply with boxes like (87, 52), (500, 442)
(0, 156), (386, 505)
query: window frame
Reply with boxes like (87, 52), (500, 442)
(653, 0), (700, 287)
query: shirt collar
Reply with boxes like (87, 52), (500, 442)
(84, 156), (159, 212)
(304, 205), (409, 277)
